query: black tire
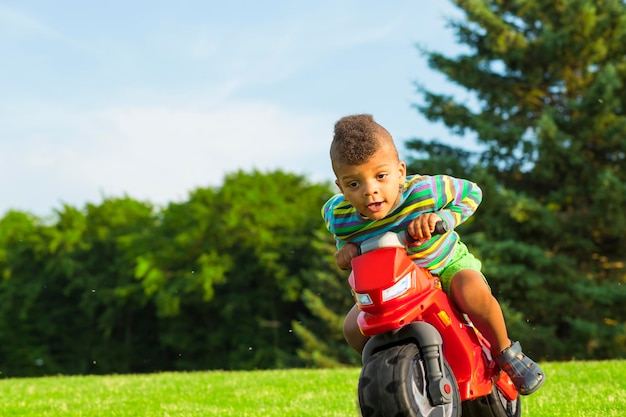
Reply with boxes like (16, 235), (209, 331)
(462, 385), (521, 417)
(358, 343), (461, 417)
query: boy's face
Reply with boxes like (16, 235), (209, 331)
(334, 144), (406, 221)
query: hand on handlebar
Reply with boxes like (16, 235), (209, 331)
(407, 214), (447, 245)
(334, 215), (447, 269)
(335, 242), (359, 270)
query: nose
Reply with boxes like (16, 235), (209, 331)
(363, 179), (379, 196)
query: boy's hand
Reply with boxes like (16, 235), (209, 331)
(334, 243), (358, 270)
(407, 213), (443, 245)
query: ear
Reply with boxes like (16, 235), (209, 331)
(398, 161), (407, 182)
(335, 179), (344, 193)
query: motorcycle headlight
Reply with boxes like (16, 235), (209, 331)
(354, 292), (373, 305)
(382, 272), (412, 302)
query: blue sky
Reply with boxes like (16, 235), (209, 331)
(0, 1), (468, 216)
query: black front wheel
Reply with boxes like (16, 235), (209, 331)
(358, 343), (461, 417)
(462, 385), (521, 417)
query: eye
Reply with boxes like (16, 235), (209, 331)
(377, 173), (388, 180)
(347, 181), (359, 188)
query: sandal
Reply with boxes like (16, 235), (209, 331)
(495, 341), (545, 395)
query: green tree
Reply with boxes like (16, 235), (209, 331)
(0, 171), (358, 376)
(69, 198), (160, 374)
(201, 170), (342, 369)
(0, 210), (51, 376)
(134, 170), (341, 370)
(408, 0), (626, 359)
(291, 229), (361, 368)
(0, 199), (163, 377)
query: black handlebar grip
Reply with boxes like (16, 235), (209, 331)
(403, 220), (449, 244)
(434, 220), (448, 235)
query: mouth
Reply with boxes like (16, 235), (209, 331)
(366, 201), (384, 213)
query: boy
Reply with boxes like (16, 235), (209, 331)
(322, 114), (544, 395)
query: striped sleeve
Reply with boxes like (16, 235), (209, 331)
(321, 194), (347, 248)
(429, 175), (482, 228)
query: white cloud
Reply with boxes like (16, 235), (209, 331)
(0, 99), (335, 216)
(0, 4), (57, 36)
(0, 1), (468, 217)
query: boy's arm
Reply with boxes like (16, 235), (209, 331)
(334, 242), (358, 270)
(321, 193), (349, 250)
(321, 194), (357, 268)
(430, 175), (482, 228)
(322, 194), (340, 237)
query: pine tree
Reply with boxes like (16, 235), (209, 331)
(408, 0), (626, 359)
(291, 231), (361, 367)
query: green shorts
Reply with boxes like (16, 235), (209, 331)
(437, 241), (489, 294)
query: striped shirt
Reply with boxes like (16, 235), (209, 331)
(321, 174), (482, 274)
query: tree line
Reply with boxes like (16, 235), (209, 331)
(0, 171), (358, 377)
(2, 0), (626, 377)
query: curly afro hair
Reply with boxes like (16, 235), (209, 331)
(330, 114), (396, 170)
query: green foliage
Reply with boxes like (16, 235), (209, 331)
(408, 0), (626, 360)
(0, 170), (348, 376)
(131, 169), (344, 371)
(180, 170), (338, 370)
(291, 231), (360, 368)
(0, 199), (162, 376)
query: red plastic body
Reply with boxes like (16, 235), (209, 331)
(349, 247), (518, 402)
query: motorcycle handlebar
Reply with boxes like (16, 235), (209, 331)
(358, 220), (449, 255)
(404, 220), (449, 244)
(435, 220), (449, 235)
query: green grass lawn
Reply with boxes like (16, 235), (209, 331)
(0, 361), (624, 416)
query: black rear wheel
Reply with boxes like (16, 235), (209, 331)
(358, 343), (461, 417)
(462, 385), (521, 417)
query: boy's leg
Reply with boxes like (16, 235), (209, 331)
(449, 269), (545, 395)
(449, 269), (510, 353)
(343, 304), (369, 355)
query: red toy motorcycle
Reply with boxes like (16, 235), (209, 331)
(351, 223), (520, 417)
